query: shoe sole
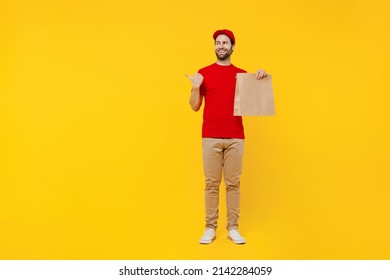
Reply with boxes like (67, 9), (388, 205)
(199, 236), (216, 245)
(227, 236), (246, 244)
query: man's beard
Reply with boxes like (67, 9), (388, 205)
(215, 47), (233, 60)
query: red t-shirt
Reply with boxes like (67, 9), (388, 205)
(198, 63), (247, 139)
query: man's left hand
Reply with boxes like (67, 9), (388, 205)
(256, 69), (267, 80)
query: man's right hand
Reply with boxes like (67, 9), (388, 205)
(185, 73), (204, 89)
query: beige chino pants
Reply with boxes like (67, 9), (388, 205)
(202, 138), (244, 230)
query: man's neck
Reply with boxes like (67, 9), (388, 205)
(216, 58), (231, 66)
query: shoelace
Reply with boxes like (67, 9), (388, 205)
(229, 229), (243, 239)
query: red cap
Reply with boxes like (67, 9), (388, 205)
(213, 29), (235, 44)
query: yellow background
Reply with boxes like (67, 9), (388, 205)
(1, 0), (389, 259)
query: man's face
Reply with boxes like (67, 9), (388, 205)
(214, 34), (234, 61)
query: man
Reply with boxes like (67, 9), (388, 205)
(186, 29), (267, 245)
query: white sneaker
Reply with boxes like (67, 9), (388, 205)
(199, 228), (216, 244)
(228, 228), (246, 244)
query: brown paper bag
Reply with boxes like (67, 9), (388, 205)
(234, 73), (275, 116)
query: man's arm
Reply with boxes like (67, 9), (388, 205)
(185, 73), (204, 112)
(189, 87), (203, 112)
